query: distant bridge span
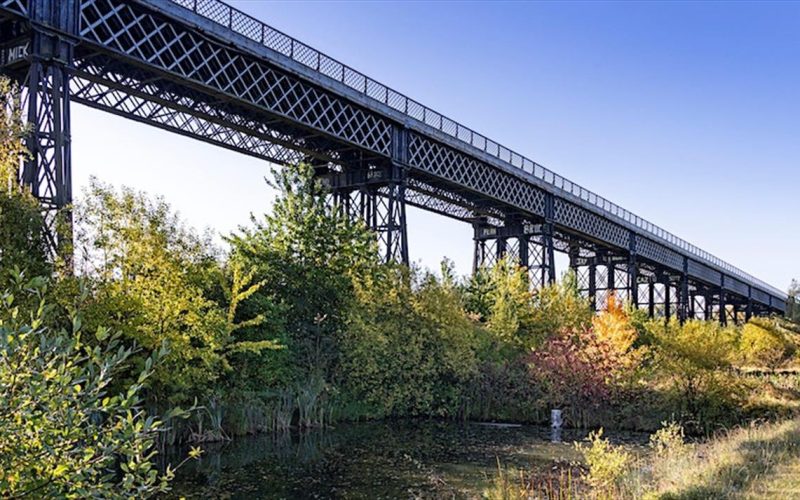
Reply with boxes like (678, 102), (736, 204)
(0, 0), (787, 321)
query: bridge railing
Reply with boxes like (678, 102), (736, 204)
(170, 0), (785, 300)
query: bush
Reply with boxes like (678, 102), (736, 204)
(577, 428), (633, 493)
(649, 421), (688, 458)
(339, 265), (482, 418)
(73, 180), (281, 414)
(526, 329), (620, 426)
(0, 273), (198, 497)
(465, 259), (592, 352)
(740, 321), (789, 369)
(648, 320), (745, 433)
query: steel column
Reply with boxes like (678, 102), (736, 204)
(588, 258), (597, 311)
(543, 193), (556, 285)
(17, 2), (78, 260)
(628, 232), (639, 308)
(679, 258), (689, 323)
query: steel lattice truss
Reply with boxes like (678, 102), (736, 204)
(0, 0), (789, 319)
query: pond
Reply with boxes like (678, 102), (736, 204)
(167, 420), (647, 499)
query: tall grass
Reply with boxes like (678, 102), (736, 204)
(484, 458), (578, 500)
(639, 418), (800, 498)
(486, 418), (800, 499)
(155, 379), (334, 448)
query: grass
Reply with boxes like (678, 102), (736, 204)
(485, 417), (800, 499)
(648, 418), (800, 499)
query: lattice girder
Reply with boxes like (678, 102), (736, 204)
(78, 0), (394, 156)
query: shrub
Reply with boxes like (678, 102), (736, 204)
(0, 273), (198, 497)
(577, 428), (633, 492)
(649, 421), (688, 458)
(339, 265), (482, 418)
(465, 260), (592, 352)
(648, 320), (745, 433)
(740, 321), (789, 369)
(527, 329), (621, 425)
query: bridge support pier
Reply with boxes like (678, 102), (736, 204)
(318, 162), (409, 265)
(569, 251), (600, 311)
(10, 6), (78, 260)
(628, 235), (639, 308)
(21, 59), (73, 259)
(472, 219), (555, 289)
(678, 259), (690, 323)
(571, 251), (639, 312)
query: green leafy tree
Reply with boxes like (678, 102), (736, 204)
(73, 179), (278, 406)
(340, 264), (483, 418)
(526, 269), (593, 346)
(485, 257), (535, 348)
(228, 163), (378, 384)
(218, 256), (288, 393)
(461, 264), (494, 322)
(469, 259), (592, 351)
(0, 273), (199, 497)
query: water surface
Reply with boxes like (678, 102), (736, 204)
(168, 420), (646, 499)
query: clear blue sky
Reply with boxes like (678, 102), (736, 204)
(72, 0), (799, 290)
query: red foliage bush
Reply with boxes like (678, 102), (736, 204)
(526, 328), (625, 419)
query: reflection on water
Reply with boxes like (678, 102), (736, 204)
(168, 420), (646, 499)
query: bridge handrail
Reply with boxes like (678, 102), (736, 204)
(169, 0), (786, 300)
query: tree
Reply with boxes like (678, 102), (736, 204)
(485, 257), (535, 348)
(228, 163), (379, 382)
(468, 260), (592, 351)
(526, 269), (593, 345)
(592, 294), (638, 355)
(73, 179), (278, 407)
(461, 264), (494, 322)
(339, 264), (483, 418)
(0, 272), (198, 497)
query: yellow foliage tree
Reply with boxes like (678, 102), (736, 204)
(592, 294), (638, 354)
(740, 321), (788, 369)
